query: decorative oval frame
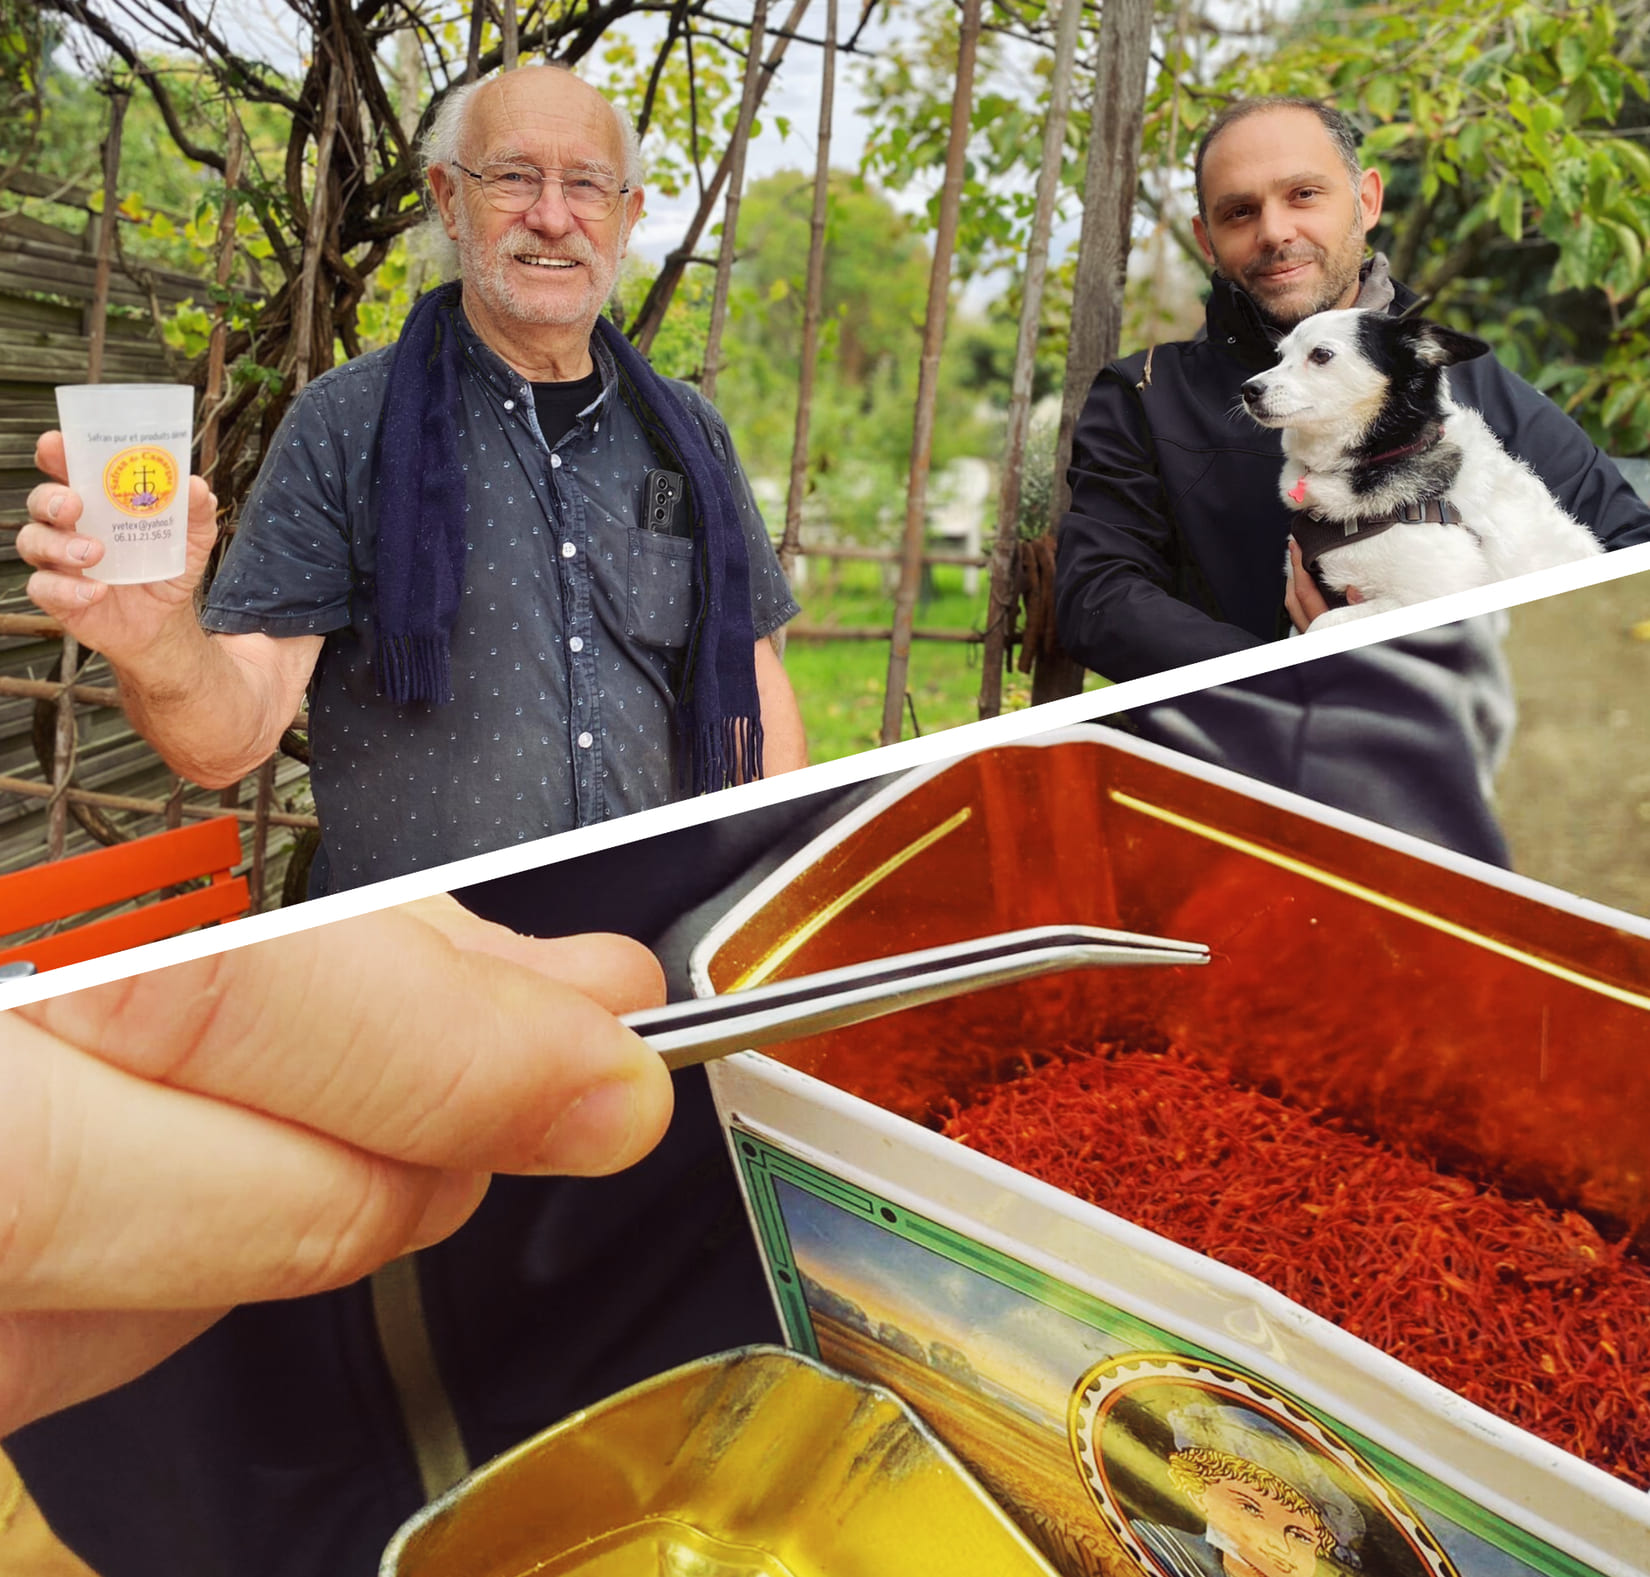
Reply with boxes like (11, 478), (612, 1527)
(1068, 1352), (1458, 1577)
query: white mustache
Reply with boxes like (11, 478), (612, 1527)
(502, 228), (597, 265)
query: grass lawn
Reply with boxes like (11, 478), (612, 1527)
(780, 558), (1102, 763)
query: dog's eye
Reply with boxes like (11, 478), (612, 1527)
(1308, 346), (1336, 366)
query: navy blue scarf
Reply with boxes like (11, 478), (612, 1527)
(372, 283), (763, 793)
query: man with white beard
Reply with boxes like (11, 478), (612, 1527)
(19, 66), (806, 894)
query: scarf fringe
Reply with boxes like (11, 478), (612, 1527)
(684, 715), (764, 796)
(375, 633), (453, 707)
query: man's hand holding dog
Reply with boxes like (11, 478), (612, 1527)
(1285, 537), (1341, 632)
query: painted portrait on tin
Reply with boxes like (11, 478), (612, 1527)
(1070, 1356), (1457, 1577)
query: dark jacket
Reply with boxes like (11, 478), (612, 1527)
(1054, 271), (1650, 683)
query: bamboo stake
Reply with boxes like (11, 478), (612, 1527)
(199, 113), (246, 484)
(629, 0), (814, 354)
(879, 0), (982, 748)
(777, 0), (837, 608)
(1032, 0), (1152, 706)
(977, 0), (1082, 720)
(699, 0), (769, 401)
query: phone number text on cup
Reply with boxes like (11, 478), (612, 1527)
(110, 516), (176, 541)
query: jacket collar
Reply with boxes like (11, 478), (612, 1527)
(1202, 254), (1415, 371)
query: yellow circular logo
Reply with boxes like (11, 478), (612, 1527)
(103, 446), (179, 517)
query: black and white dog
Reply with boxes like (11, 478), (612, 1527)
(1241, 311), (1601, 628)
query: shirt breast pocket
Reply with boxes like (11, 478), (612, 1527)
(625, 531), (697, 649)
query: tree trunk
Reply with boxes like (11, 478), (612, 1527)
(777, 0), (837, 609)
(628, 0), (812, 353)
(977, 0), (1081, 720)
(1031, 0), (1153, 708)
(699, 0), (768, 401)
(879, 0), (983, 747)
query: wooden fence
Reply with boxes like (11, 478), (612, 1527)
(0, 207), (313, 926)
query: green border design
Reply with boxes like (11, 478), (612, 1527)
(730, 1125), (1613, 1577)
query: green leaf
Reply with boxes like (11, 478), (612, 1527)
(1365, 75), (1401, 121)
(1360, 122), (1414, 157)
(1629, 392), (1650, 453)
(1494, 181), (1523, 241)
(1601, 380), (1638, 431)
(1613, 139), (1650, 189)
(1556, 32), (1590, 83)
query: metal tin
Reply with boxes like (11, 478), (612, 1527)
(379, 1345), (1061, 1577)
(694, 728), (1650, 1577)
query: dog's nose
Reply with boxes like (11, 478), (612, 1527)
(1240, 377), (1263, 407)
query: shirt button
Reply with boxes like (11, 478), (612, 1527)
(551, 453), (563, 468)
(561, 541), (576, 559)
(576, 731), (594, 749)
(568, 636), (585, 652)
(503, 398), (515, 410)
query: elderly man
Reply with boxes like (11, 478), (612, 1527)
(20, 66), (806, 894)
(1053, 96), (1650, 684)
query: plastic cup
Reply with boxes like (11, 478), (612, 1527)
(54, 384), (195, 584)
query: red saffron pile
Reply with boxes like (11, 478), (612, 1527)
(940, 1043), (1650, 1489)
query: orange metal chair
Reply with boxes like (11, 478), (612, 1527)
(0, 819), (251, 974)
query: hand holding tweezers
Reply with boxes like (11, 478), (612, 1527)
(623, 924), (1208, 1071)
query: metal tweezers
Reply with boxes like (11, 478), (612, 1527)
(624, 925), (1209, 1071)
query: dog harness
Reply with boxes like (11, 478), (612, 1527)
(1291, 494), (1467, 574)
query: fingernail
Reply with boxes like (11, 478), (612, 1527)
(47, 494), (62, 520)
(75, 582), (96, 604)
(532, 1080), (639, 1175)
(71, 539), (92, 562)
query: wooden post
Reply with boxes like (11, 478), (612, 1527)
(250, 758), (276, 911)
(628, 0), (813, 354)
(1031, 0), (1153, 707)
(291, 60), (343, 393)
(83, 88), (129, 382)
(500, 0), (518, 70)
(977, 0), (1082, 720)
(777, 0), (837, 602)
(879, 0), (982, 748)
(465, 0), (486, 83)
(699, 0), (768, 401)
(52, 87), (129, 861)
(199, 114), (246, 485)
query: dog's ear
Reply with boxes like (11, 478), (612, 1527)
(1406, 318), (1491, 367)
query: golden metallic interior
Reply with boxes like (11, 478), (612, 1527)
(701, 736), (1650, 1234)
(381, 1348), (1059, 1577)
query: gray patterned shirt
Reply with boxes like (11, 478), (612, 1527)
(203, 308), (798, 892)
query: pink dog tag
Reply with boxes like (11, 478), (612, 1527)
(1288, 474), (1309, 505)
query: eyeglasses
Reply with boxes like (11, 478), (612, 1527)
(453, 162), (630, 220)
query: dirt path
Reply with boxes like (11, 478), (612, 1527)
(1496, 572), (1650, 918)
